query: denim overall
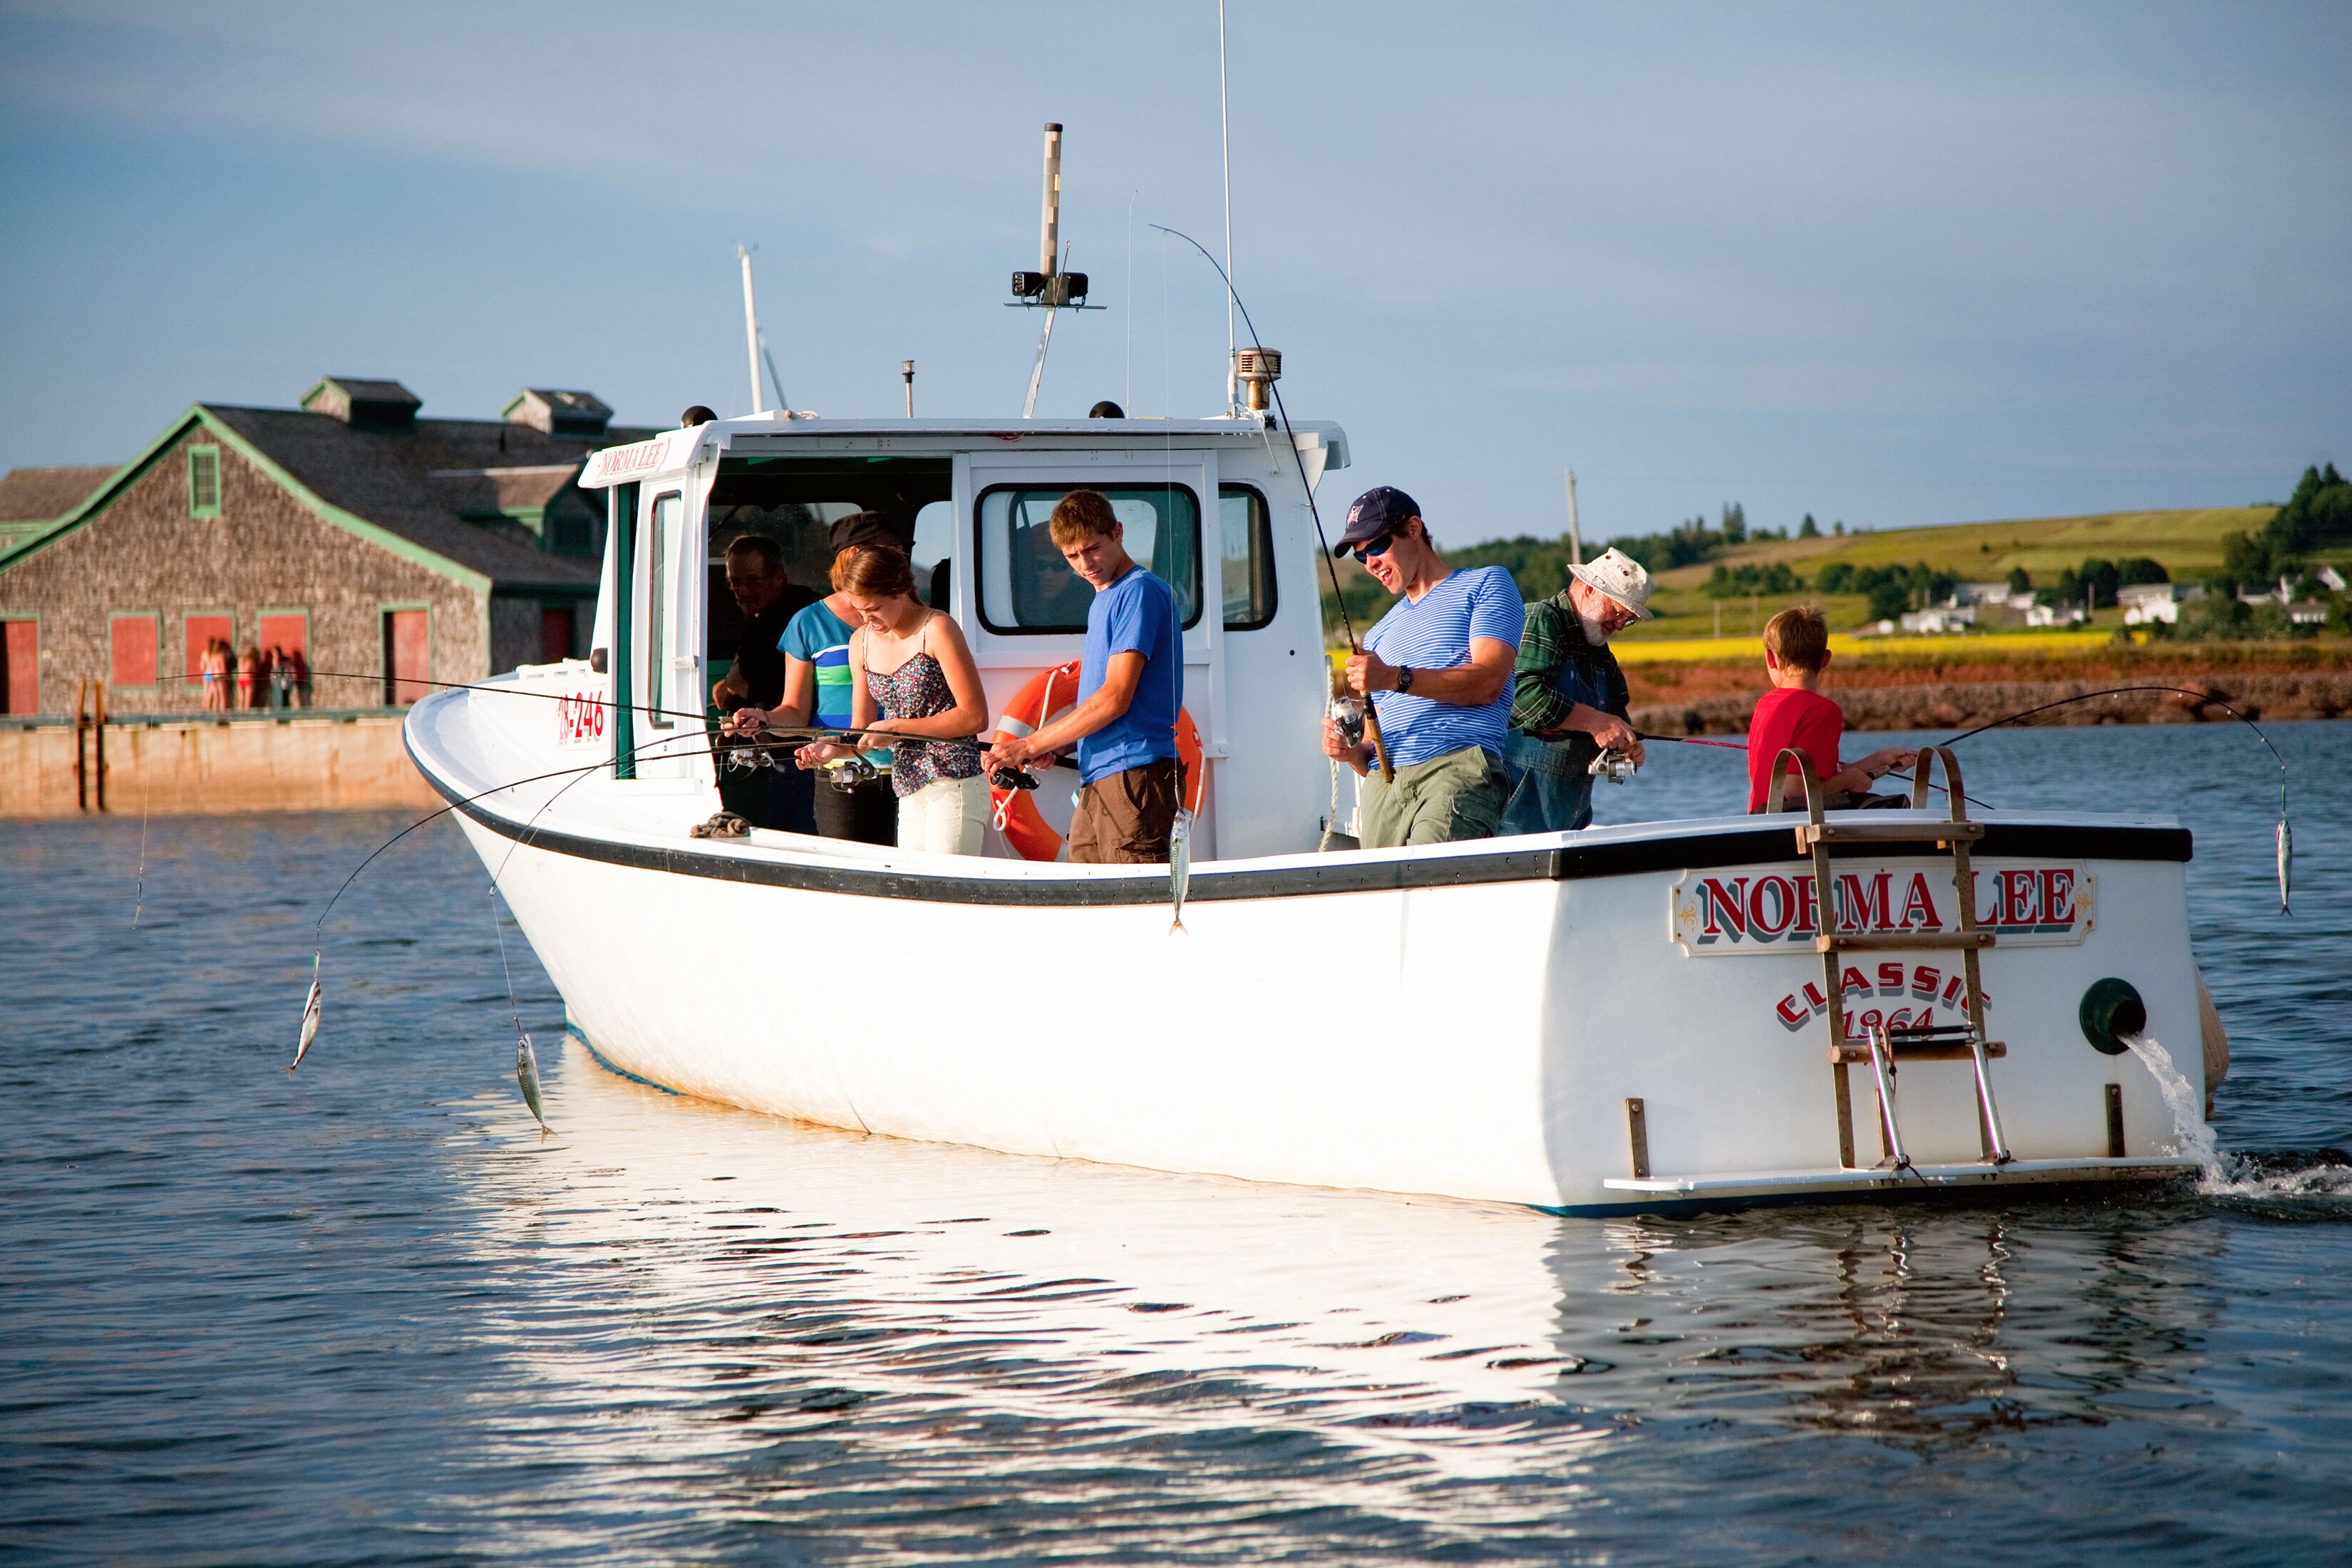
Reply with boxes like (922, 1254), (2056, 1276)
(1500, 602), (1630, 835)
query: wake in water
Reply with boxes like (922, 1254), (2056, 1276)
(2124, 1034), (2352, 1206)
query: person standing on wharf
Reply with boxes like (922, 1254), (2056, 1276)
(1322, 486), (1523, 847)
(981, 490), (1185, 863)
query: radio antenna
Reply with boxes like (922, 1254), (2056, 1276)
(1007, 121), (1100, 416)
(1217, 0), (1237, 415)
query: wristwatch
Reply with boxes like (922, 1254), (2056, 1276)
(1395, 666), (1416, 693)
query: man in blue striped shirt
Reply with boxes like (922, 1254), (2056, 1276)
(1321, 486), (1524, 848)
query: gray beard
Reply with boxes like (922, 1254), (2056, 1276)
(1574, 602), (1614, 645)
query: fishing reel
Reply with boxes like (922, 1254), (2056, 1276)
(1328, 694), (1366, 749)
(720, 743), (784, 773)
(1589, 748), (1637, 785)
(989, 765), (1040, 792)
(820, 754), (882, 792)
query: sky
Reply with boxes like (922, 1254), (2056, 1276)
(1, 0), (2346, 545)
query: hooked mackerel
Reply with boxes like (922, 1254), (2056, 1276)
(292, 960), (321, 1070)
(2279, 817), (2293, 915)
(515, 1033), (551, 1133)
(1167, 810), (1193, 934)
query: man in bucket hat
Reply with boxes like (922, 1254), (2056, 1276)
(1321, 486), (1524, 847)
(1500, 547), (1651, 834)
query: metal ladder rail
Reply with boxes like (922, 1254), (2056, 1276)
(1770, 746), (2012, 1170)
(1910, 746), (2012, 1164)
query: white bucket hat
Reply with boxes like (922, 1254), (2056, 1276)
(1565, 547), (1654, 620)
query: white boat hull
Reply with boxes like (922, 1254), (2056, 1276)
(420, 684), (2208, 1214)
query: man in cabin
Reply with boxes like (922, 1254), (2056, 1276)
(1321, 486), (1523, 847)
(981, 489), (1185, 863)
(710, 533), (818, 830)
(1499, 547), (1651, 834)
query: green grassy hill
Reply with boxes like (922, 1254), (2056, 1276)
(1625, 505), (2272, 641)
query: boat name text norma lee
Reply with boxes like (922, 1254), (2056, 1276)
(1670, 862), (2091, 956)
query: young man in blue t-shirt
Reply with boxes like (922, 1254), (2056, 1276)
(1321, 485), (1524, 847)
(981, 489), (1184, 863)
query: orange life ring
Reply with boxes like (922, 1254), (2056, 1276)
(989, 661), (1205, 860)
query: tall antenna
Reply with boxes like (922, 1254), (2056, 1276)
(1008, 121), (1099, 415)
(736, 245), (765, 416)
(1217, 0), (1237, 415)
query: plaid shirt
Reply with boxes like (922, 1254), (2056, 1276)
(1510, 593), (1630, 738)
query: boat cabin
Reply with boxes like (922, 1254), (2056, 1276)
(574, 413), (1351, 860)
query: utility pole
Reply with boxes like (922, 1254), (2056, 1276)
(902, 360), (915, 418)
(1564, 469), (1584, 566)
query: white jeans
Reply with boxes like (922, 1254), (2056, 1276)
(897, 773), (987, 855)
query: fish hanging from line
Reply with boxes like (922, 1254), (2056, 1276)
(292, 957), (321, 1070)
(2278, 817), (2293, 916)
(1167, 809), (1193, 936)
(515, 1032), (551, 1133)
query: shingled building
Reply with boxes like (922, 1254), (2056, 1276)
(0, 378), (654, 716)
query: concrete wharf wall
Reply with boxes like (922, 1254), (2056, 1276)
(1, 711), (437, 817)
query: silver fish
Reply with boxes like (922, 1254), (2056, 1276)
(292, 972), (321, 1070)
(516, 1033), (551, 1132)
(1168, 809), (1193, 935)
(2278, 817), (2293, 915)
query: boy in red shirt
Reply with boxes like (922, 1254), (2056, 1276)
(1746, 606), (1917, 813)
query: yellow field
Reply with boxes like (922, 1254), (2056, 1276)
(1611, 630), (2121, 665)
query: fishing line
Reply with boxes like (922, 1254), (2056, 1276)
(1147, 221), (1392, 785)
(151, 668), (720, 731)
(1634, 730), (1991, 810)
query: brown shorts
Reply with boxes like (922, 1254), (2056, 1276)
(1067, 759), (1184, 865)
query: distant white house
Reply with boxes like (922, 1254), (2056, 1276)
(1900, 605), (1976, 634)
(2026, 603), (2088, 628)
(1951, 582), (2015, 607)
(2288, 601), (2329, 626)
(2319, 564), (2348, 593)
(2120, 582), (2185, 625)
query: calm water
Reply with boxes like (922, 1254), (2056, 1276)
(4, 723), (2350, 1565)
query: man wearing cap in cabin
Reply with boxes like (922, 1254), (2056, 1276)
(1500, 547), (1651, 835)
(1321, 486), (1524, 847)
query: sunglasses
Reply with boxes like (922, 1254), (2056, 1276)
(1348, 533), (1398, 564)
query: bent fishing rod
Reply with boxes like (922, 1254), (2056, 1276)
(1150, 222), (1393, 784)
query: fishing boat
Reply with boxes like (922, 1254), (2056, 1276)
(405, 396), (2214, 1214)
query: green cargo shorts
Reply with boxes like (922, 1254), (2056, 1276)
(1357, 745), (1506, 849)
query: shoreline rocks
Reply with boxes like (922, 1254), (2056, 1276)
(1631, 672), (2352, 736)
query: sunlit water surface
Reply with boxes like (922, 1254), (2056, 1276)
(4, 722), (2350, 1564)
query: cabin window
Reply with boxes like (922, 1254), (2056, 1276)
(644, 491), (681, 730)
(1218, 485), (1277, 631)
(109, 612), (160, 690)
(187, 445), (222, 518)
(976, 485), (1202, 634)
(910, 499), (954, 607)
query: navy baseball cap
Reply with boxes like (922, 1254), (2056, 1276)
(1331, 485), (1420, 557)
(829, 510), (914, 555)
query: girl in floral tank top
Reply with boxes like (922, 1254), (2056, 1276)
(790, 545), (991, 855)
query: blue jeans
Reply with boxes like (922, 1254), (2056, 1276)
(1498, 731), (1596, 835)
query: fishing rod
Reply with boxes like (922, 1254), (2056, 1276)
(1633, 729), (1990, 809)
(1936, 683), (2293, 914)
(294, 728), (733, 1071)
(1149, 222), (1393, 784)
(151, 667), (723, 731)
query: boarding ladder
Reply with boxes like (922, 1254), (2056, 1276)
(1770, 746), (2012, 1172)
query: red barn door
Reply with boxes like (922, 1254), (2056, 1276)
(382, 609), (428, 706)
(0, 621), (36, 713)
